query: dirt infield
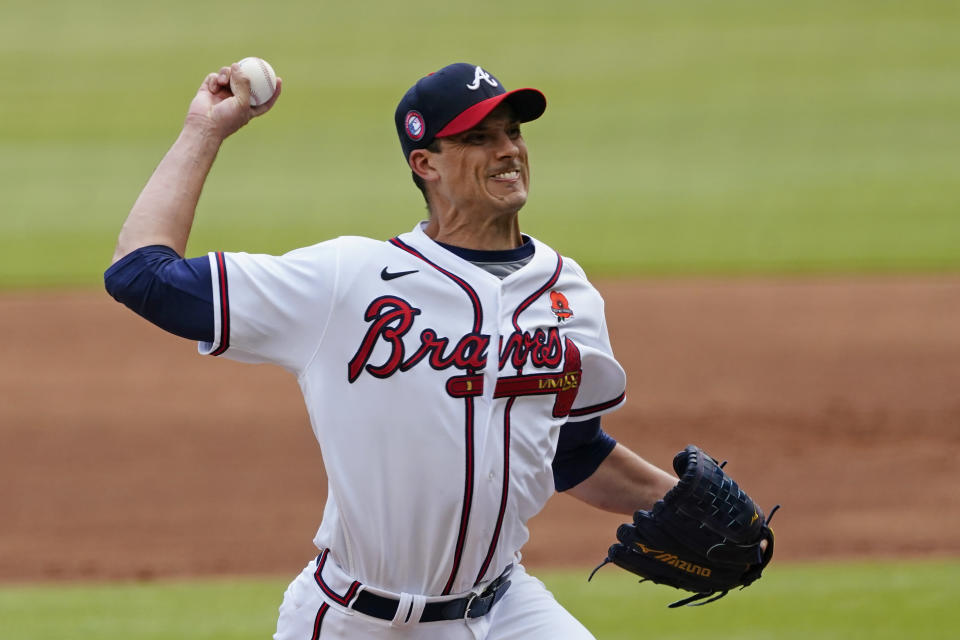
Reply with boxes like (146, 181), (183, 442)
(2, 276), (958, 582)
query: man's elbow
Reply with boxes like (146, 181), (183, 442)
(104, 256), (142, 308)
(103, 245), (178, 309)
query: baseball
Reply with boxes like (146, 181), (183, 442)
(231, 57), (277, 107)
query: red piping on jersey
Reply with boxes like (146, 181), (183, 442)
(389, 236), (481, 595)
(444, 395), (476, 594)
(311, 603), (329, 640)
(568, 392), (626, 417)
(211, 252), (231, 356)
(474, 396), (513, 586)
(314, 549), (362, 606)
(511, 251), (563, 332)
(475, 250), (563, 585)
(389, 238), (483, 334)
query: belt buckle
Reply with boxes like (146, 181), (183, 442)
(462, 592), (479, 621)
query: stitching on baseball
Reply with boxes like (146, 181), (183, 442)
(252, 58), (271, 105)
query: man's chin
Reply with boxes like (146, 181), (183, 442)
(488, 188), (528, 212)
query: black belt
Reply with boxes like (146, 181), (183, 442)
(351, 565), (512, 623)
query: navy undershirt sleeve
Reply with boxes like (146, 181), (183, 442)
(104, 245), (214, 342)
(552, 416), (617, 492)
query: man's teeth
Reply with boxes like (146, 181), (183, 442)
(493, 171), (520, 179)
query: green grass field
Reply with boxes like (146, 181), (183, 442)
(2, 2), (957, 637)
(2, 562), (958, 640)
(2, 0), (958, 287)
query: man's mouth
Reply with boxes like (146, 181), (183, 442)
(491, 170), (520, 180)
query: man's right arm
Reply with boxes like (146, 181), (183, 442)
(111, 123), (223, 263)
(105, 63), (282, 341)
(111, 63), (281, 264)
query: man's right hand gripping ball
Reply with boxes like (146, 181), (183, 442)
(590, 445), (778, 607)
(185, 63), (282, 141)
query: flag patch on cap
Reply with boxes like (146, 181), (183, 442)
(405, 111), (425, 141)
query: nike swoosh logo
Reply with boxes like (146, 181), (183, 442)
(381, 267), (419, 281)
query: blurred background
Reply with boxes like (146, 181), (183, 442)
(2, 0), (957, 285)
(1, 1), (958, 638)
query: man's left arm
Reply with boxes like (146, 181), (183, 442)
(564, 443), (676, 514)
(553, 418), (676, 514)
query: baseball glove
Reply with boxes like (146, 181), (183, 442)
(589, 445), (779, 607)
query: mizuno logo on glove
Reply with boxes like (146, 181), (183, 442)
(633, 544), (713, 577)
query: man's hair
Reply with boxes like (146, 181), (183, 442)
(410, 139), (442, 208)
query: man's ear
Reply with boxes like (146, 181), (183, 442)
(409, 148), (439, 183)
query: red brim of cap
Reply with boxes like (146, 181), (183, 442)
(435, 88), (547, 138)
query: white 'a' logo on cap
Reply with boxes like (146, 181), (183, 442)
(466, 66), (499, 90)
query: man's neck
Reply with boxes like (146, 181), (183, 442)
(423, 206), (523, 251)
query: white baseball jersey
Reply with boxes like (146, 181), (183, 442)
(201, 221), (626, 597)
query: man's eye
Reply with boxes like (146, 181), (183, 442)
(466, 134), (486, 144)
(508, 127), (521, 138)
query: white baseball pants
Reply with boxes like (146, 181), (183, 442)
(273, 556), (595, 640)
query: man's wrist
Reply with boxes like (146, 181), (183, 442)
(181, 117), (228, 150)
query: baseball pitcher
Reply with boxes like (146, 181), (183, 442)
(105, 61), (774, 639)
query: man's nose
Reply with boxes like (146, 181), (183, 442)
(493, 131), (520, 157)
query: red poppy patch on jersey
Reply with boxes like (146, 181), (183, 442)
(550, 290), (573, 321)
(405, 110), (425, 141)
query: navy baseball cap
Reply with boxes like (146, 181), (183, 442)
(395, 63), (547, 160)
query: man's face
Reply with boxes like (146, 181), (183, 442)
(429, 103), (530, 216)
